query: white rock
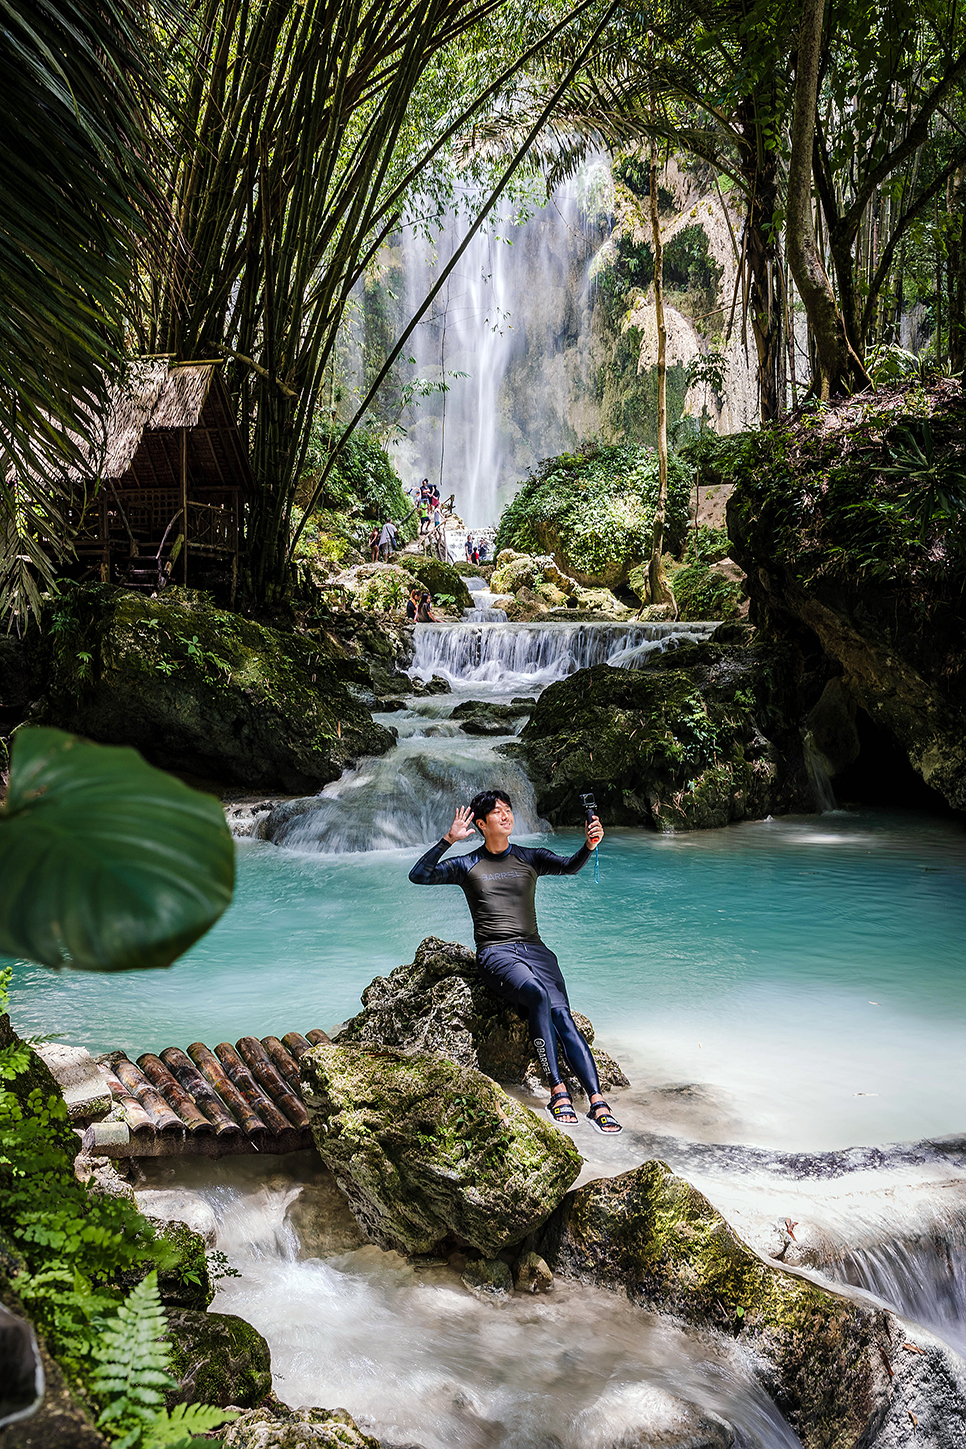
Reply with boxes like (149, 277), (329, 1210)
(134, 1188), (218, 1246)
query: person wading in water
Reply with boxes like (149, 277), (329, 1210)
(408, 789), (622, 1133)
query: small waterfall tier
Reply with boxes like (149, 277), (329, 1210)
(462, 575), (508, 624)
(413, 620), (718, 690)
(264, 737), (543, 854)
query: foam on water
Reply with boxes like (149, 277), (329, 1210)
(154, 1157), (800, 1449)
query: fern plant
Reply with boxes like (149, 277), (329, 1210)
(90, 1272), (235, 1449)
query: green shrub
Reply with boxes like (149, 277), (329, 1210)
(298, 425), (415, 549)
(495, 443), (692, 585)
(671, 560), (743, 621)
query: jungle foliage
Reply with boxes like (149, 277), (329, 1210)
(494, 443), (692, 583)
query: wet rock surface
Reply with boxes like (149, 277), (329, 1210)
(222, 1404), (381, 1449)
(164, 1306), (272, 1409)
(30, 584), (393, 793)
(531, 1160), (966, 1449)
(511, 635), (814, 829)
(335, 936), (628, 1096)
(449, 698), (533, 735)
(724, 379), (966, 814)
(299, 1042), (582, 1257)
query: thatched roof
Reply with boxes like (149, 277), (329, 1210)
(62, 361), (252, 492)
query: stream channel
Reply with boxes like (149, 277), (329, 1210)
(10, 591), (966, 1446)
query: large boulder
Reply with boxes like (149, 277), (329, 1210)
(397, 555), (474, 612)
(511, 637), (814, 830)
(336, 936), (628, 1096)
(532, 1161), (966, 1449)
(31, 584), (393, 793)
(723, 379), (966, 813)
(299, 1042), (582, 1256)
(164, 1307), (272, 1409)
(493, 445), (692, 587)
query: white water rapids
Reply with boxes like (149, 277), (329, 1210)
(141, 1155), (801, 1449)
(265, 618), (717, 853)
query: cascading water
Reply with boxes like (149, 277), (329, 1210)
(144, 1156), (802, 1449)
(822, 1237), (966, 1358)
(462, 575), (508, 624)
(264, 619), (718, 853)
(412, 619), (719, 690)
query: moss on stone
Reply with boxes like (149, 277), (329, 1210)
(494, 445), (693, 587)
(535, 1161), (884, 1449)
(32, 584), (394, 792)
(223, 1403), (382, 1448)
(300, 1041), (582, 1257)
(512, 643), (811, 830)
(396, 556), (473, 611)
(164, 1307), (272, 1409)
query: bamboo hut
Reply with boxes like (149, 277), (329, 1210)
(70, 361), (252, 601)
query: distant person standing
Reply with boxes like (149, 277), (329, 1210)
(368, 524), (381, 562)
(418, 499), (430, 536)
(465, 533), (474, 562)
(478, 539), (488, 563)
(379, 519), (398, 560)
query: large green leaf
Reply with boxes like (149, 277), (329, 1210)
(0, 728), (235, 971)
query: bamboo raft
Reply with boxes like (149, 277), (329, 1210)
(83, 1028), (332, 1158)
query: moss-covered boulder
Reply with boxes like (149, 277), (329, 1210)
(300, 1041), (582, 1257)
(222, 1403), (381, 1449)
(31, 584), (393, 793)
(449, 699), (533, 736)
(511, 638), (813, 830)
(494, 445), (692, 587)
(722, 380), (966, 812)
(336, 936), (628, 1097)
(164, 1307), (271, 1409)
(533, 1161), (966, 1449)
(397, 555), (474, 611)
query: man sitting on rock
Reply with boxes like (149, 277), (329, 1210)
(408, 789), (622, 1133)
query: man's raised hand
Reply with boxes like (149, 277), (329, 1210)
(585, 815), (604, 849)
(445, 806), (477, 845)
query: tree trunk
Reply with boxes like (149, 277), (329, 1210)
(785, 0), (869, 397)
(736, 99), (784, 422)
(948, 166), (966, 373)
(647, 138), (675, 611)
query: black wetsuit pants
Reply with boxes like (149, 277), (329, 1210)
(476, 940), (601, 1097)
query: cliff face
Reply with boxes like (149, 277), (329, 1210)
(723, 379), (966, 812)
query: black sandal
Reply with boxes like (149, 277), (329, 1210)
(587, 1101), (622, 1134)
(547, 1087), (578, 1124)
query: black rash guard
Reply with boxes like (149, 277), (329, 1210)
(408, 839), (590, 949)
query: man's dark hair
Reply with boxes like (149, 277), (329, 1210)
(469, 789), (513, 827)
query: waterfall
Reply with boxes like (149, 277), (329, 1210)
(391, 177), (604, 526)
(823, 1237), (966, 1358)
(264, 737), (543, 853)
(802, 728), (838, 812)
(412, 620), (719, 691)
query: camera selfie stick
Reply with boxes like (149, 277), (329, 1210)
(580, 792), (600, 883)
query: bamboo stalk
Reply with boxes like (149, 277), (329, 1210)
(188, 1042), (268, 1136)
(282, 1031), (314, 1059)
(137, 1054), (214, 1134)
(305, 1028), (332, 1046)
(214, 1042), (291, 1135)
(237, 1037), (309, 1127)
(112, 1057), (186, 1134)
(160, 1047), (242, 1136)
(99, 1065), (155, 1135)
(261, 1035), (302, 1085)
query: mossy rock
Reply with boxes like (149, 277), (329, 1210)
(513, 643), (812, 830)
(397, 556), (473, 611)
(153, 1219), (214, 1310)
(532, 1161), (966, 1449)
(336, 936), (628, 1099)
(494, 445), (692, 587)
(31, 584), (393, 793)
(449, 699), (532, 736)
(164, 1307), (271, 1409)
(223, 1403), (381, 1448)
(300, 1040), (582, 1257)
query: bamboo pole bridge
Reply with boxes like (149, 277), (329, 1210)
(81, 1029), (333, 1158)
